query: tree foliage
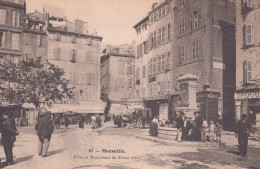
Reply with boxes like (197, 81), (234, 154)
(0, 58), (74, 108)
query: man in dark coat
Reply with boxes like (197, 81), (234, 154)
(35, 111), (54, 157)
(79, 115), (85, 128)
(193, 111), (203, 141)
(235, 114), (251, 158)
(176, 112), (185, 142)
(64, 115), (69, 128)
(1, 113), (19, 166)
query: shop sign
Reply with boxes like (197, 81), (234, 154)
(145, 94), (168, 100)
(55, 100), (80, 105)
(235, 90), (260, 100)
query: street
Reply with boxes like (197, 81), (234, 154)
(1, 122), (260, 169)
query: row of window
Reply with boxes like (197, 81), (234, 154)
(118, 63), (134, 76)
(24, 33), (44, 47)
(53, 48), (97, 63)
(149, 0), (174, 24)
(113, 77), (135, 91)
(0, 9), (20, 27)
(136, 22), (148, 35)
(149, 23), (172, 50)
(148, 51), (171, 75)
(179, 39), (200, 65)
(179, 8), (202, 36)
(0, 31), (20, 49)
(148, 80), (171, 96)
(69, 72), (97, 85)
(49, 33), (99, 46)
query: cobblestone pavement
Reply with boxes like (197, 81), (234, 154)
(0, 123), (259, 169)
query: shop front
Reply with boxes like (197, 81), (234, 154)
(144, 94), (170, 121)
(235, 88), (260, 126)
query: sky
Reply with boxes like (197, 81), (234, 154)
(26, 0), (157, 49)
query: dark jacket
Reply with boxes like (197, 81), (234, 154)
(186, 120), (193, 131)
(235, 120), (251, 135)
(176, 116), (184, 129)
(1, 117), (18, 144)
(35, 115), (54, 140)
(194, 115), (203, 129)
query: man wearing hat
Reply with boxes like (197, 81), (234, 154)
(235, 114), (251, 158)
(1, 113), (19, 166)
(35, 110), (54, 157)
(176, 112), (185, 142)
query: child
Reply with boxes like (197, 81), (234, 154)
(208, 121), (216, 142)
(201, 119), (208, 142)
(215, 115), (223, 144)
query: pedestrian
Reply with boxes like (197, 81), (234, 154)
(182, 116), (188, 141)
(176, 112), (185, 142)
(208, 120), (216, 142)
(192, 111), (203, 141)
(35, 111), (54, 157)
(118, 115), (123, 128)
(54, 115), (61, 129)
(1, 113), (19, 167)
(64, 115), (69, 128)
(235, 114), (251, 159)
(201, 119), (208, 142)
(215, 114), (223, 144)
(186, 117), (193, 141)
(248, 111), (255, 127)
(79, 115), (85, 128)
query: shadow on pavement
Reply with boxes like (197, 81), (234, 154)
(226, 150), (240, 155)
(48, 149), (64, 156)
(168, 146), (260, 168)
(14, 155), (34, 164)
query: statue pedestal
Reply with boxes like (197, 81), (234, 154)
(175, 74), (199, 117)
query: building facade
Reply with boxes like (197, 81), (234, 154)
(235, 0), (260, 126)
(100, 44), (135, 104)
(173, 0), (236, 128)
(134, 0), (175, 121)
(23, 10), (47, 65)
(0, 0), (25, 65)
(43, 6), (105, 113)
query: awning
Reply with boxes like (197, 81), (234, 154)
(47, 101), (105, 114)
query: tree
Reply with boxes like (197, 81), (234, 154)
(0, 58), (74, 108)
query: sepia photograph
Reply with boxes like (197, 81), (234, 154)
(0, 0), (260, 168)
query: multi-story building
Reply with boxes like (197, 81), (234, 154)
(100, 44), (135, 107)
(23, 10), (47, 64)
(43, 6), (105, 113)
(234, 0), (260, 126)
(21, 10), (48, 125)
(173, 0), (236, 128)
(134, 0), (175, 120)
(0, 0), (25, 64)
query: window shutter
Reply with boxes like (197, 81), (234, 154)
(242, 24), (246, 47)
(2, 32), (5, 48)
(243, 60), (248, 84)
(198, 8), (202, 26)
(17, 11), (20, 27)
(12, 11), (15, 26)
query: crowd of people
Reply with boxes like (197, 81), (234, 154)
(176, 111), (224, 143)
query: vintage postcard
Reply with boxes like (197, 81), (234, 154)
(0, 0), (260, 169)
